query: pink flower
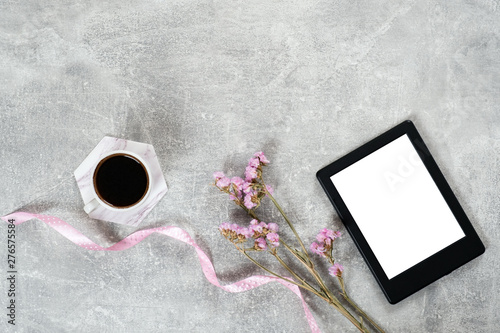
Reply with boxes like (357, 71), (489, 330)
(219, 223), (253, 241)
(316, 228), (341, 246)
(227, 177), (244, 201)
(266, 232), (280, 247)
(231, 177), (244, 190)
(245, 166), (258, 181)
(310, 242), (326, 257)
(250, 219), (259, 225)
(213, 171), (225, 180)
(316, 233), (326, 243)
(267, 222), (279, 232)
(329, 263), (344, 277)
(248, 157), (260, 168)
(258, 221), (268, 229)
(249, 223), (263, 234)
(323, 228), (335, 239)
(240, 227), (253, 239)
(242, 182), (253, 194)
(254, 151), (270, 164)
(255, 237), (267, 251)
(244, 193), (257, 209)
(216, 176), (231, 188)
(219, 222), (231, 232)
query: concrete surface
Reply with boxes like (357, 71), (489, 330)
(1, 0), (499, 332)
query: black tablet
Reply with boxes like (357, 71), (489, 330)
(316, 120), (484, 304)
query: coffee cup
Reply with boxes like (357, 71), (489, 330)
(84, 150), (152, 214)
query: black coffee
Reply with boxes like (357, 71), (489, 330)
(93, 154), (149, 208)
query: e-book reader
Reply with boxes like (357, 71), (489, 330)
(317, 120), (484, 304)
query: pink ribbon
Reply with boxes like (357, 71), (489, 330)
(1, 212), (320, 332)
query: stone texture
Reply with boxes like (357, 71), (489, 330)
(0, 0), (499, 332)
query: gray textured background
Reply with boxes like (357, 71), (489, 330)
(1, 0), (499, 332)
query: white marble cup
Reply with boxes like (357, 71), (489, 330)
(83, 150), (152, 215)
(75, 136), (168, 226)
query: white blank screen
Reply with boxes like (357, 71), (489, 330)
(331, 135), (465, 279)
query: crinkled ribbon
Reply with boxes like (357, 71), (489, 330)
(1, 212), (320, 332)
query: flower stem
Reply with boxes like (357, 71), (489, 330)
(260, 180), (310, 262)
(223, 170), (381, 332)
(329, 300), (370, 333)
(239, 250), (320, 296)
(241, 249), (369, 332)
(272, 252), (322, 298)
(337, 276), (385, 333)
(279, 240), (370, 333)
(281, 240), (333, 299)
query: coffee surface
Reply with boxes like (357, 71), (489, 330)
(94, 154), (149, 208)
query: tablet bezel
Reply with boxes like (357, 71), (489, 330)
(316, 120), (485, 304)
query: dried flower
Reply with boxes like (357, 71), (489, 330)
(218, 222), (230, 232)
(267, 222), (279, 232)
(213, 171), (225, 180)
(316, 228), (341, 244)
(217, 176), (231, 188)
(255, 237), (267, 251)
(219, 222), (252, 244)
(266, 232), (280, 248)
(245, 165), (258, 181)
(244, 193), (257, 209)
(249, 222), (263, 235)
(253, 151), (270, 164)
(242, 181), (253, 194)
(248, 157), (260, 168)
(214, 152), (382, 333)
(311, 228), (341, 258)
(329, 263), (344, 277)
(228, 177), (244, 201)
(310, 242), (326, 256)
(231, 177), (245, 190)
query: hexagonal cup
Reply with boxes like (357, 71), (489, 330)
(74, 137), (168, 227)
